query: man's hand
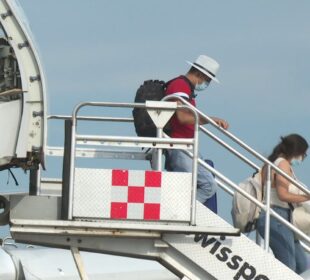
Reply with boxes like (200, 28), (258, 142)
(211, 117), (229, 129)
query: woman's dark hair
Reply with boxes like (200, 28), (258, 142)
(267, 134), (308, 162)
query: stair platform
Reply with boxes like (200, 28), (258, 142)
(10, 218), (240, 238)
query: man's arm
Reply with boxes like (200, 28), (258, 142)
(210, 116), (229, 129)
(175, 101), (229, 129)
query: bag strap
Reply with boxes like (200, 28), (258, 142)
(260, 171), (264, 202)
(165, 75), (195, 99)
(261, 163), (277, 203)
(252, 169), (264, 201)
(288, 167), (297, 212)
(179, 75), (195, 99)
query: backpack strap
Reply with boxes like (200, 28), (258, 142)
(252, 169), (264, 202)
(179, 75), (195, 99)
(165, 75), (195, 100)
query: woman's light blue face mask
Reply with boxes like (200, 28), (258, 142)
(195, 81), (210, 91)
(291, 156), (303, 167)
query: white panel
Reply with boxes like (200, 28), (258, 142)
(127, 203), (144, 220)
(111, 186), (128, 203)
(128, 170), (145, 186)
(145, 187), (161, 204)
(73, 168), (192, 223)
(0, 100), (22, 164)
(160, 172), (192, 221)
(73, 169), (112, 219)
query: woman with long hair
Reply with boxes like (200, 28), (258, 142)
(257, 134), (309, 274)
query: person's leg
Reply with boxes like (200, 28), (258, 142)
(294, 240), (308, 274)
(166, 149), (192, 172)
(269, 221), (296, 271)
(196, 160), (217, 203)
(166, 150), (217, 203)
(257, 208), (297, 271)
(203, 193), (217, 213)
(203, 159), (217, 213)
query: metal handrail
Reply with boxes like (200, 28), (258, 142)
(75, 134), (194, 145)
(163, 95), (310, 252)
(48, 115), (133, 123)
(67, 101), (200, 226)
(199, 126), (260, 170)
(216, 178), (310, 253)
(182, 149), (310, 249)
(164, 95), (310, 196)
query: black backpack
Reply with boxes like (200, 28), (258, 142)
(132, 80), (167, 137)
(132, 76), (193, 137)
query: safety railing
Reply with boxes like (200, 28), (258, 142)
(38, 115), (152, 196)
(42, 98), (310, 252)
(46, 115), (152, 159)
(162, 94), (310, 252)
(64, 101), (200, 225)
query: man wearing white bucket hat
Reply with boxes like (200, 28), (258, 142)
(165, 54), (229, 205)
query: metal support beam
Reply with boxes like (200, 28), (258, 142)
(10, 219), (240, 236)
(10, 232), (212, 280)
(71, 246), (89, 280)
(29, 168), (40, 195)
(61, 119), (72, 220)
(159, 248), (215, 280)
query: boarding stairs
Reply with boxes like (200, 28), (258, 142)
(0, 1), (310, 279)
(6, 99), (310, 280)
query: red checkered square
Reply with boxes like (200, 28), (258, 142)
(144, 203), (160, 220)
(112, 170), (128, 186)
(128, 187), (144, 203)
(110, 202), (127, 219)
(145, 171), (161, 187)
(110, 170), (162, 220)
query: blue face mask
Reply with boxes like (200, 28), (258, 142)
(195, 81), (210, 91)
(291, 156), (303, 167)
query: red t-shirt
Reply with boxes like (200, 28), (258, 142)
(165, 76), (196, 138)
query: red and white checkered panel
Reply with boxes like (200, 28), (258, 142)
(110, 170), (161, 220)
(73, 168), (192, 222)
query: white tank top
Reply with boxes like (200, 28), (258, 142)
(264, 157), (289, 209)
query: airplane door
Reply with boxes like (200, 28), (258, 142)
(0, 0), (47, 171)
(0, 37), (23, 166)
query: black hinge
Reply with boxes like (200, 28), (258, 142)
(32, 111), (44, 117)
(18, 41), (29, 49)
(1, 10), (12, 20)
(29, 75), (41, 82)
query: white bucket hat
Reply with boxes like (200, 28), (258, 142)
(186, 55), (220, 83)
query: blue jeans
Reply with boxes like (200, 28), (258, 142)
(165, 149), (217, 203)
(257, 206), (307, 274)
